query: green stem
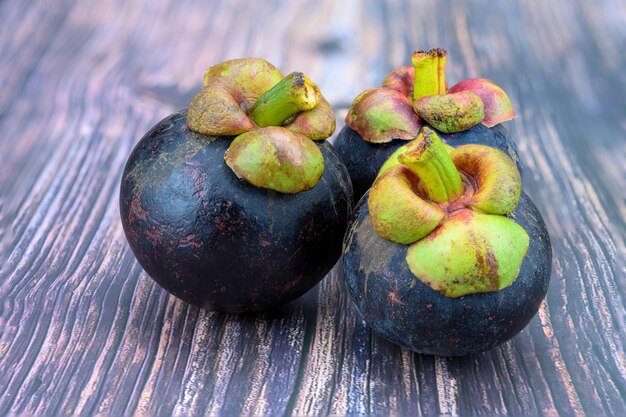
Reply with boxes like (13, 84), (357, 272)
(412, 48), (447, 101)
(249, 72), (321, 127)
(398, 127), (463, 203)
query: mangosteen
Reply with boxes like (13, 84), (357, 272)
(120, 59), (353, 313)
(334, 48), (521, 200)
(342, 127), (551, 356)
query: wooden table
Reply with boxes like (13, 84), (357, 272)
(1, 0), (624, 415)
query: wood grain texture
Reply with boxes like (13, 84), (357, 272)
(0, 0), (624, 415)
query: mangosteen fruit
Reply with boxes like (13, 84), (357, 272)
(342, 127), (551, 356)
(334, 48), (521, 200)
(120, 59), (353, 313)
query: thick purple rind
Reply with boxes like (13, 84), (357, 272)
(333, 124), (522, 202)
(120, 111), (353, 313)
(342, 191), (551, 356)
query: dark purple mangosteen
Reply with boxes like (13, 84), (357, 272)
(342, 127), (551, 356)
(120, 59), (352, 313)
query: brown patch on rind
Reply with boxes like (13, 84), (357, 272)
(179, 233), (203, 249)
(472, 234), (500, 292)
(129, 189), (149, 223)
(144, 226), (164, 246)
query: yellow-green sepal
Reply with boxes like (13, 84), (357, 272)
(452, 145), (522, 214)
(413, 91), (485, 133)
(225, 127), (324, 193)
(345, 88), (421, 143)
(406, 210), (529, 297)
(368, 166), (445, 244)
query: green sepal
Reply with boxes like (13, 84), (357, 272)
(452, 145), (521, 214)
(225, 127), (324, 193)
(406, 210), (529, 297)
(368, 166), (445, 244)
(345, 88), (421, 143)
(413, 91), (485, 133)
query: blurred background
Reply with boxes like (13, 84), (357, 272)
(0, 0), (624, 416)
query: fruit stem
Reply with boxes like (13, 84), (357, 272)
(249, 72), (321, 127)
(398, 127), (463, 203)
(412, 48), (447, 101)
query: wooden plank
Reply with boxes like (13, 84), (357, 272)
(0, 0), (624, 415)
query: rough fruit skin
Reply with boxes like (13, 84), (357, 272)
(333, 123), (522, 201)
(342, 191), (551, 356)
(120, 111), (353, 313)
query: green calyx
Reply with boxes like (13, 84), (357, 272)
(368, 127), (528, 297)
(345, 48), (517, 142)
(225, 127), (324, 194)
(187, 59), (334, 140)
(186, 58), (336, 193)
